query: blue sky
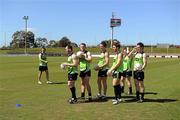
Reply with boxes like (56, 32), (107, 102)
(0, 0), (179, 47)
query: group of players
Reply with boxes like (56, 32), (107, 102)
(38, 41), (147, 105)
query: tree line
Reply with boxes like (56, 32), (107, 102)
(2, 30), (118, 49)
(10, 30), (78, 48)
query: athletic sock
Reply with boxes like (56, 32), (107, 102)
(129, 87), (132, 94)
(88, 93), (92, 101)
(70, 87), (76, 99)
(140, 92), (144, 100)
(121, 86), (124, 93)
(88, 93), (92, 97)
(136, 91), (140, 100)
(114, 86), (118, 100)
(81, 92), (85, 98)
(117, 85), (121, 99)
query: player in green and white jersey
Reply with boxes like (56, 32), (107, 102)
(78, 43), (92, 101)
(38, 47), (52, 84)
(107, 41), (124, 105)
(121, 47), (133, 95)
(94, 41), (109, 99)
(62, 45), (79, 104)
(128, 42), (147, 103)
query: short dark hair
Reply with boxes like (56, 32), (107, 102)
(113, 41), (121, 48)
(137, 42), (144, 48)
(80, 43), (86, 47)
(41, 46), (46, 50)
(100, 41), (107, 48)
(66, 45), (73, 50)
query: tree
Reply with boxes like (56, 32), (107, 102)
(71, 42), (78, 47)
(58, 37), (71, 47)
(34, 37), (48, 47)
(48, 40), (58, 47)
(10, 31), (35, 48)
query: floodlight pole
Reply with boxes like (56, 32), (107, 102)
(111, 12), (115, 48)
(167, 46), (169, 55)
(4, 32), (6, 47)
(23, 16), (28, 54)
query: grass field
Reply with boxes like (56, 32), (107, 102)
(1, 47), (180, 54)
(0, 56), (180, 120)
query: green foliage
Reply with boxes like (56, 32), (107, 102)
(11, 31), (35, 48)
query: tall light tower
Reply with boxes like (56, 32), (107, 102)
(111, 12), (115, 48)
(23, 16), (29, 54)
(110, 12), (121, 48)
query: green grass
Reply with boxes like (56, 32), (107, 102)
(0, 56), (180, 120)
(1, 47), (180, 54)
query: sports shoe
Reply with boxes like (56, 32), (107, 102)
(101, 95), (107, 100)
(46, 81), (53, 84)
(79, 97), (85, 100)
(96, 93), (102, 99)
(112, 99), (117, 102)
(88, 96), (92, 102)
(112, 99), (122, 105)
(137, 99), (143, 103)
(38, 81), (42, 84)
(69, 98), (77, 104)
(127, 92), (133, 95)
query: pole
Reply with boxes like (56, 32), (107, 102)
(111, 27), (114, 48)
(111, 12), (115, 48)
(23, 16), (28, 54)
(25, 18), (27, 54)
(150, 41), (153, 55)
(4, 32), (6, 47)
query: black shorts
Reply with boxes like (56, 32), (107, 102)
(98, 69), (108, 77)
(133, 71), (144, 81)
(122, 71), (132, 77)
(68, 73), (78, 81)
(39, 66), (48, 71)
(112, 71), (123, 79)
(80, 70), (91, 77)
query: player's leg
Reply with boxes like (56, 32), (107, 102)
(38, 71), (43, 84)
(136, 71), (144, 102)
(80, 77), (86, 98)
(84, 76), (92, 101)
(120, 76), (125, 93)
(68, 80), (77, 103)
(45, 69), (52, 84)
(139, 81), (145, 102)
(68, 73), (78, 104)
(134, 71), (140, 100)
(112, 72), (122, 105)
(135, 79), (140, 100)
(112, 78), (121, 105)
(126, 76), (133, 94)
(102, 76), (107, 98)
(97, 77), (102, 98)
(38, 66), (43, 84)
(126, 71), (133, 94)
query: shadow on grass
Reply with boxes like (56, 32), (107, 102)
(68, 91), (177, 104)
(143, 98), (178, 103)
(50, 82), (67, 84)
(123, 91), (177, 103)
(75, 97), (108, 104)
(75, 95), (136, 104)
(106, 95), (136, 99)
(125, 98), (178, 103)
(144, 92), (158, 95)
